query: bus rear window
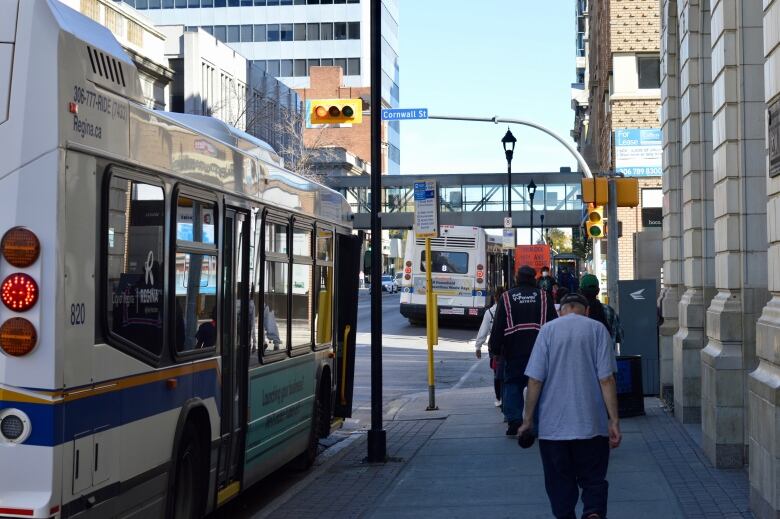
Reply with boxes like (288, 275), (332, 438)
(420, 251), (469, 274)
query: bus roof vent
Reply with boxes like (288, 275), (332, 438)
(86, 46), (126, 88)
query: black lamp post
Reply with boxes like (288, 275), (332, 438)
(527, 179), (537, 245)
(540, 213), (545, 245)
(502, 128), (517, 287)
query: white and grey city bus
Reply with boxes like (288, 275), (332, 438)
(399, 226), (505, 324)
(0, 2), (361, 517)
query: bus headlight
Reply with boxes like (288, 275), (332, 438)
(0, 409), (31, 444)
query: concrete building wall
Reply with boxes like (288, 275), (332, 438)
(659, 0), (683, 403)
(672, 0), (715, 425)
(748, 0), (780, 515)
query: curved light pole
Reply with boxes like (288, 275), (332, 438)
(427, 113), (600, 284)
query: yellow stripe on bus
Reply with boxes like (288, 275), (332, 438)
(217, 481), (241, 506)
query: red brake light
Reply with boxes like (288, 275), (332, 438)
(405, 261), (412, 267)
(0, 317), (37, 356)
(477, 264), (484, 271)
(1, 274), (39, 312)
(1, 228), (40, 268)
(404, 274), (411, 280)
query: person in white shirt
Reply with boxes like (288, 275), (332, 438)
(475, 286), (506, 408)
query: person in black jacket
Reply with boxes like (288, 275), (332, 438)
(489, 265), (558, 435)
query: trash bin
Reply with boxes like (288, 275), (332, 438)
(616, 355), (645, 418)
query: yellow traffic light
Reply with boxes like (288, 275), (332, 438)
(587, 205), (605, 239)
(310, 98), (363, 124)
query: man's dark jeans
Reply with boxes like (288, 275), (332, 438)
(502, 357), (529, 425)
(538, 436), (610, 519)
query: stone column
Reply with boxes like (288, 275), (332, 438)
(673, 0), (715, 424)
(702, 0), (767, 468)
(748, 0), (780, 514)
(660, 0), (683, 403)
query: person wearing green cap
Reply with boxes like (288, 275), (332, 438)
(579, 274), (623, 349)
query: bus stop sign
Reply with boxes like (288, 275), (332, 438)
(413, 180), (439, 238)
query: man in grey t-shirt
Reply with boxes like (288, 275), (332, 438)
(519, 293), (621, 519)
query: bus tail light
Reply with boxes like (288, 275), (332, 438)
(1, 273), (39, 312)
(404, 274), (411, 280)
(1, 227), (40, 268)
(405, 261), (412, 268)
(0, 318), (37, 356)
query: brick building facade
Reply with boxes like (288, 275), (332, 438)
(573, 0), (663, 283)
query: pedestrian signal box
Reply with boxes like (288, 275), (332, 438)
(310, 99), (363, 124)
(586, 205), (605, 239)
(615, 177), (639, 207)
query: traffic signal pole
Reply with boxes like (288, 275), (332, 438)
(607, 176), (619, 305)
(367, 0), (386, 463)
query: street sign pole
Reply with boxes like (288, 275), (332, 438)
(413, 180), (440, 411)
(367, 0), (386, 464)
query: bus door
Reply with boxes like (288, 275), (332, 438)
(333, 233), (361, 418)
(217, 208), (250, 500)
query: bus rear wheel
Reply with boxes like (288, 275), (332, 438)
(171, 423), (205, 519)
(293, 390), (325, 470)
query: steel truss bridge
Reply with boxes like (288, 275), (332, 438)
(323, 172), (585, 230)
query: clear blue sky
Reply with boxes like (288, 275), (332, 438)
(397, 1), (578, 175)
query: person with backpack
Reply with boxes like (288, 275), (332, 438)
(475, 286), (506, 408)
(537, 266), (557, 295)
(489, 266), (558, 435)
(579, 274), (624, 351)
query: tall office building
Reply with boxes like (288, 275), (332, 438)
(115, 0), (401, 174)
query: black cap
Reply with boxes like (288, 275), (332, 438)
(560, 293), (589, 308)
(518, 265), (536, 278)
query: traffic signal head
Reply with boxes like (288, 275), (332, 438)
(586, 205), (604, 239)
(310, 98), (363, 124)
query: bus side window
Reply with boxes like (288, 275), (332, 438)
(105, 176), (165, 357)
(263, 221), (289, 356)
(174, 195), (219, 352)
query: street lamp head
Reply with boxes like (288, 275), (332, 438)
(501, 127), (517, 162)
(527, 178), (537, 199)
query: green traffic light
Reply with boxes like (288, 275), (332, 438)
(343, 105), (354, 117)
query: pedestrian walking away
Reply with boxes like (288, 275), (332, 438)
(579, 273), (623, 352)
(474, 285), (506, 408)
(488, 265), (557, 436)
(519, 293), (622, 519)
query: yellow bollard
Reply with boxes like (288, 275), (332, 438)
(425, 238), (438, 410)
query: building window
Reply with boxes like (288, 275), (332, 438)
(175, 0), (187, 6)
(241, 0), (253, 5)
(227, 25), (240, 42)
(347, 57), (360, 76)
(347, 21), (360, 39)
(254, 0), (266, 5)
(334, 58), (346, 74)
(128, 20), (143, 46)
(334, 22), (347, 40)
(201, 0), (213, 6)
(280, 24), (294, 41)
(267, 24), (281, 41)
(307, 23), (320, 40)
(307, 58), (321, 75)
(228, 0), (239, 5)
(294, 59), (307, 77)
(254, 24), (266, 42)
(281, 59), (293, 77)
(189, 0), (200, 6)
(638, 55), (660, 89)
(320, 58), (333, 66)
(213, 25), (227, 42)
(241, 24), (253, 42)
(267, 60), (281, 76)
(321, 22), (333, 40)
(294, 23), (306, 41)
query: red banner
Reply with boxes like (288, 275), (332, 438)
(514, 245), (551, 276)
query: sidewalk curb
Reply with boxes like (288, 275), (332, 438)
(250, 431), (366, 519)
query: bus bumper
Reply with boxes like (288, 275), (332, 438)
(400, 304), (485, 322)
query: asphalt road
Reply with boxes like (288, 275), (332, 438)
(351, 290), (489, 425)
(210, 290), (490, 518)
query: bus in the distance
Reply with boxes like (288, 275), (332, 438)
(0, 2), (361, 518)
(399, 226), (505, 325)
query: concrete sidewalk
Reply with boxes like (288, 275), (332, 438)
(259, 379), (753, 518)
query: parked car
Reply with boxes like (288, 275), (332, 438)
(381, 274), (397, 293)
(394, 271), (404, 288)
